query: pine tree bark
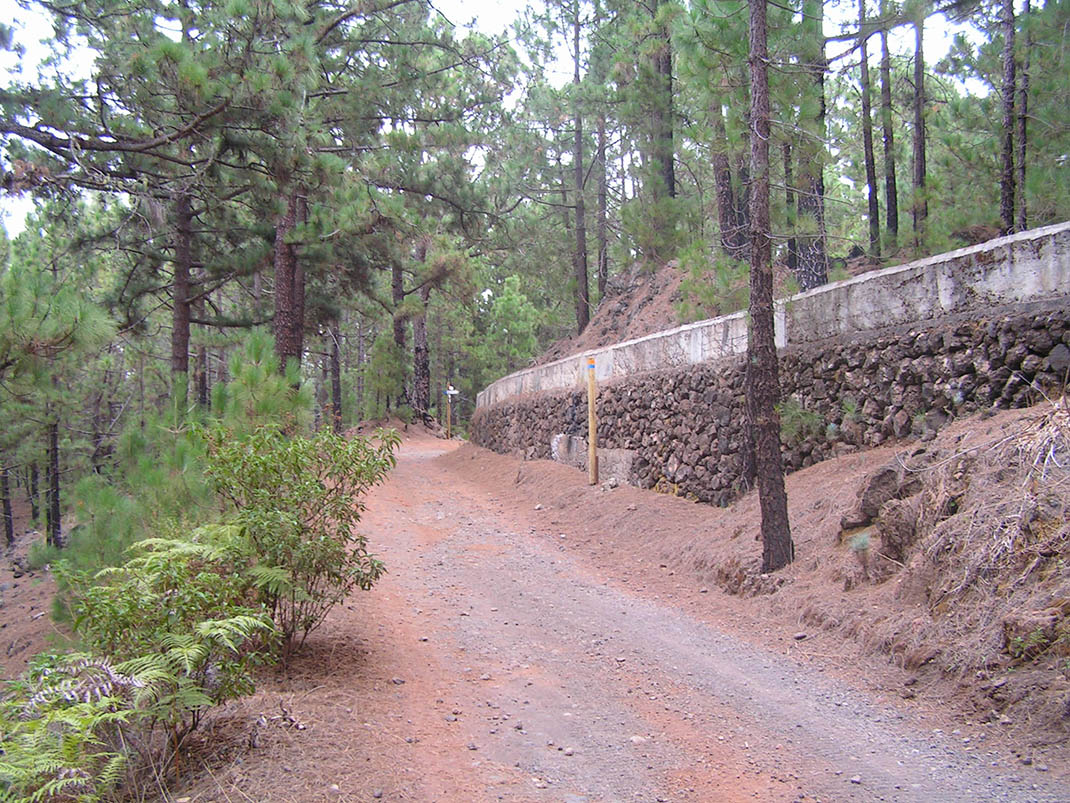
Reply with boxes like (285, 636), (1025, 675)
(171, 193), (193, 401)
(356, 315), (366, 416)
(643, 0), (676, 263)
(794, 0), (829, 291)
(28, 463), (38, 522)
(860, 0), (881, 256)
(651, 1), (675, 201)
(294, 194), (307, 362)
(1, 461), (13, 547)
(783, 142), (797, 274)
(192, 285), (209, 407)
(274, 186), (302, 373)
(747, 0), (793, 573)
(47, 418), (60, 548)
(391, 260), (406, 352)
(999, 0), (1016, 234)
(597, 113), (609, 297)
(413, 284), (432, 423)
(329, 320), (343, 434)
(1016, 0), (1030, 231)
(879, 20), (898, 245)
(911, 15), (928, 247)
(712, 100), (746, 260)
(572, 2), (590, 334)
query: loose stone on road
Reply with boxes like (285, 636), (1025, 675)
(350, 434), (1068, 802)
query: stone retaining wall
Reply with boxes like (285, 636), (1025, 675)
(472, 223), (1070, 505)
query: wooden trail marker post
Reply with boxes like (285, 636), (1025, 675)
(445, 385), (459, 439)
(587, 357), (598, 485)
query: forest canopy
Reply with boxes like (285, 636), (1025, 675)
(0, 0), (1066, 535)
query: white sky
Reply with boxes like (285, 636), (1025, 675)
(0, 0), (980, 237)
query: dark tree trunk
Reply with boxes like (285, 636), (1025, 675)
(2, 462), (13, 547)
(747, 0), (793, 573)
(879, 23), (898, 245)
(650, 44), (676, 204)
(713, 101), (746, 260)
(413, 284), (432, 423)
(192, 285), (209, 408)
(329, 321), (343, 434)
(597, 113), (609, 297)
(171, 193), (193, 402)
(557, 155), (574, 244)
(47, 418), (60, 549)
(316, 351), (328, 430)
(999, 0), (1016, 235)
(643, 0), (676, 263)
(794, 0), (828, 291)
(911, 16), (927, 247)
(735, 147), (750, 239)
(1016, 0), (1030, 231)
(294, 195), (308, 362)
(572, 3), (590, 334)
(390, 260), (408, 411)
(783, 142), (797, 274)
(860, 0), (881, 256)
(652, 9), (675, 201)
(28, 463), (38, 522)
(391, 258), (406, 352)
(273, 186), (302, 373)
(356, 316), (366, 416)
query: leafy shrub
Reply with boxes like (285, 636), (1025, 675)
(202, 426), (400, 653)
(60, 526), (274, 753)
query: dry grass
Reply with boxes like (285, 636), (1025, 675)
(911, 394), (1070, 672)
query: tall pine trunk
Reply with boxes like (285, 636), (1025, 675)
(860, 0), (881, 256)
(645, 0), (675, 262)
(1, 461), (13, 547)
(911, 16), (928, 248)
(879, 23), (898, 246)
(413, 284), (432, 423)
(794, 0), (829, 291)
(712, 100), (746, 260)
(47, 418), (60, 548)
(171, 193), (193, 406)
(1016, 0), (1030, 231)
(274, 186), (302, 374)
(597, 113), (609, 298)
(28, 463), (38, 523)
(999, 0), (1016, 234)
(192, 285), (209, 408)
(783, 142), (797, 274)
(329, 321), (343, 434)
(747, 0), (793, 573)
(572, 3), (590, 334)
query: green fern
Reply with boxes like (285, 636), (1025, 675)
(0, 654), (136, 802)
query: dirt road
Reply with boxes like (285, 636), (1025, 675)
(199, 432), (1067, 803)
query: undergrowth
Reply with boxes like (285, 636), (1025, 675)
(0, 332), (400, 801)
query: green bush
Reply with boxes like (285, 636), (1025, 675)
(202, 426), (400, 653)
(60, 526), (274, 753)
